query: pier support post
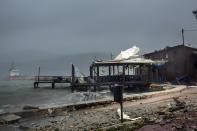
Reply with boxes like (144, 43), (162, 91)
(34, 82), (39, 88)
(94, 65), (100, 91)
(109, 66), (112, 89)
(37, 66), (40, 82)
(52, 82), (55, 89)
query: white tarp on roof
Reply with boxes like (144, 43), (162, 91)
(114, 46), (140, 61)
(94, 46), (167, 65)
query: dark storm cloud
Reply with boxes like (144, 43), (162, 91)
(0, 0), (197, 58)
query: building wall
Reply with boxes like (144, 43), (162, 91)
(144, 45), (197, 81)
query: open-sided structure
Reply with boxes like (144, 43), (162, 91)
(89, 58), (166, 90)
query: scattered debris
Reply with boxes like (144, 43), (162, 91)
(117, 108), (142, 121)
(117, 108), (131, 120)
(168, 97), (185, 112)
(130, 117), (142, 121)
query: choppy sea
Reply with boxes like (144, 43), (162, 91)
(0, 79), (112, 113)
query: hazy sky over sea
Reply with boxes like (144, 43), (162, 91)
(0, 0), (197, 60)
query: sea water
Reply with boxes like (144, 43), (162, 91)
(0, 79), (112, 113)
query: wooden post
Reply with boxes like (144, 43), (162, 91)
(109, 66), (111, 76)
(35, 66), (40, 88)
(182, 28), (185, 45)
(120, 100), (123, 123)
(109, 65), (111, 89)
(38, 66), (40, 82)
(34, 82), (38, 88)
(117, 65), (119, 74)
(97, 66), (99, 81)
(90, 65), (93, 79)
(132, 65), (134, 75)
(71, 64), (75, 92)
(95, 65), (100, 91)
(113, 65), (115, 75)
(128, 65), (129, 75)
(122, 64), (125, 83)
(139, 65), (142, 80)
(52, 82), (55, 89)
(148, 65), (151, 82)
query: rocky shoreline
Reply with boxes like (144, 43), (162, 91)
(0, 85), (196, 131)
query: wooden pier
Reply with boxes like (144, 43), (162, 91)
(33, 58), (163, 92)
(33, 76), (72, 89)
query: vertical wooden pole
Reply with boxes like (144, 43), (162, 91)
(132, 65), (134, 75)
(35, 66), (40, 88)
(109, 65), (111, 89)
(38, 66), (40, 82)
(148, 65), (151, 82)
(95, 65), (99, 91)
(71, 64), (75, 92)
(182, 28), (185, 45)
(122, 64), (125, 83)
(109, 66), (111, 76)
(117, 65), (119, 75)
(139, 65), (142, 80)
(97, 66), (99, 81)
(90, 65), (93, 79)
(127, 65), (129, 75)
(113, 65), (115, 75)
(52, 82), (55, 89)
(120, 101), (123, 123)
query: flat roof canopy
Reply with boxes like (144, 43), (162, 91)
(91, 58), (166, 66)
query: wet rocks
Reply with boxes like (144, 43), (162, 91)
(0, 114), (21, 124)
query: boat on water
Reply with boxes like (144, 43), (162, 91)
(9, 63), (20, 79)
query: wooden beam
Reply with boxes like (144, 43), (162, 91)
(97, 66), (99, 79)
(90, 65), (93, 78)
(122, 64), (125, 83)
(117, 65), (119, 74)
(37, 66), (40, 82)
(109, 66), (111, 76)
(127, 65), (129, 75)
(148, 65), (151, 82)
(113, 65), (115, 75)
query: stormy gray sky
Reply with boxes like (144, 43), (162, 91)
(0, 0), (197, 60)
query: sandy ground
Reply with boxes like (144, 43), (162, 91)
(0, 85), (196, 131)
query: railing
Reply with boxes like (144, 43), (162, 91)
(92, 75), (149, 83)
(35, 76), (72, 82)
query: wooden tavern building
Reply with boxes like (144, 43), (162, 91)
(144, 44), (197, 83)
